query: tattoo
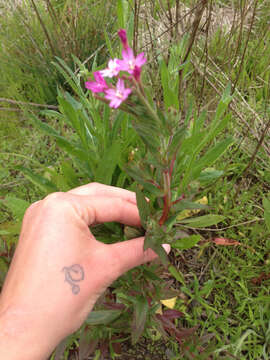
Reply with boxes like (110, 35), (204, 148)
(62, 264), (85, 295)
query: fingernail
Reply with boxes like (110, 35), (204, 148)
(162, 243), (171, 254)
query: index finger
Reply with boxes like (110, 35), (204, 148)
(66, 193), (141, 227)
(68, 182), (137, 204)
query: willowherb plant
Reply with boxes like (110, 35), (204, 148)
(85, 29), (234, 264)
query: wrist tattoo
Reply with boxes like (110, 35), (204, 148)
(62, 264), (85, 295)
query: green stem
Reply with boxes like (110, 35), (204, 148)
(132, 79), (161, 125)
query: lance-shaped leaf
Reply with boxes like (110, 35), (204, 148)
(168, 126), (187, 158)
(86, 310), (122, 326)
(144, 233), (169, 266)
(17, 166), (58, 194)
(131, 296), (149, 344)
(124, 165), (164, 197)
(136, 187), (151, 229)
(178, 214), (225, 228)
(95, 142), (121, 185)
(172, 200), (208, 213)
(2, 196), (30, 221)
(172, 235), (201, 250)
(168, 265), (185, 285)
(143, 218), (169, 265)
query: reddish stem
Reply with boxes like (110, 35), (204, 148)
(159, 194), (169, 226)
(159, 171), (171, 226)
(172, 194), (185, 205)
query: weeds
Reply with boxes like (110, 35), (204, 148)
(0, 0), (116, 104)
(1, 1), (270, 359)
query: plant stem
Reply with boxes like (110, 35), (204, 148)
(133, 80), (160, 125)
(159, 170), (171, 226)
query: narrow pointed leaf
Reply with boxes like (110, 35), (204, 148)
(136, 187), (151, 228)
(132, 297), (149, 344)
(2, 196), (30, 221)
(172, 235), (201, 250)
(17, 166), (58, 194)
(86, 310), (122, 326)
(144, 234), (169, 266)
(95, 142), (121, 185)
(178, 214), (225, 228)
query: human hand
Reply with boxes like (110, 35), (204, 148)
(0, 183), (170, 360)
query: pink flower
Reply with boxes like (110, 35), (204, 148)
(85, 71), (108, 93)
(117, 47), (147, 75)
(100, 59), (120, 78)
(118, 29), (128, 49)
(104, 78), (132, 108)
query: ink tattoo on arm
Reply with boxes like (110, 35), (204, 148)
(62, 264), (85, 295)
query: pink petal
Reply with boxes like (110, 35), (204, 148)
(122, 47), (134, 61)
(118, 29), (128, 49)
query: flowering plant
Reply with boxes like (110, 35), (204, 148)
(85, 29), (234, 264)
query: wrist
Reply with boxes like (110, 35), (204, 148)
(0, 305), (53, 360)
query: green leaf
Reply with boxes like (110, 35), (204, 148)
(143, 266), (160, 281)
(124, 165), (164, 197)
(60, 161), (80, 188)
(198, 168), (223, 185)
(191, 137), (234, 180)
(178, 214), (225, 228)
(160, 59), (179, 111)
(95, 142), (121, 185)
(17, 166), (58, 194)
(168, 265), (185, 285)
(86, 310), (122, 326)
(0, 258), (8, 282)
(104, 30), (115, 59)
(168, 126), (187, 157)
(172, 235), (201, 250)
(2, 196), (30, 221)
(172, 200), (208, 213)
(132, 296), (149, 344)
(30, 113), (60, 137)
(136, 187), (151, 229)
(193, 110), (207, 135)
(144, 234), (169, 266)
(117, 0), (125, 28)
(263, 197), (270, 232)
(56, 137), (91, 163)
(31, 112), (91, 164)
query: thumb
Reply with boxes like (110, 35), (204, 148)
(110, 237), (171, 277)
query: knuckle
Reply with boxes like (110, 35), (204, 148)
(44, 191), (65, 202)
(42, 192), (69, 211)
(89, 182), (101, 189)
(24, 202), (37, 217)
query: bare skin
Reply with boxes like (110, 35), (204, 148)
(0, 183), (170, 360)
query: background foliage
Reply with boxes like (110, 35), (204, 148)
(0, 0), (270, 359)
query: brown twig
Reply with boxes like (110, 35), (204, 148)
(232, 0), (259, 93)
(178, 0), (208, 103)
(0, 98), (58, 110)
(29, 0), (56, 56)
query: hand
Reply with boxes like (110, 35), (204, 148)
(0, 183), (170, 360)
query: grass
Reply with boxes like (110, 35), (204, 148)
(0, 0), (116, 104)
(1, 0), (270, 359)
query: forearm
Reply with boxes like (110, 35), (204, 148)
(0, 307), (53, 360)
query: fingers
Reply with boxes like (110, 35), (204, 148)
(33, 183), (140, 226)
(68, 182), (137, 205)
(109, 237), (171, 277)
(72, 195), (141, 226)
